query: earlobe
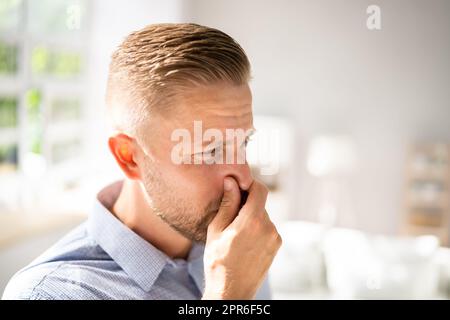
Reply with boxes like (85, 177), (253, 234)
(108, 134), (141, 180)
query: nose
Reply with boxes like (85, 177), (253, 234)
(221, 162), (253, 191)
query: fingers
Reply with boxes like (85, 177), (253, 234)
(240, 179), (269, 216)
(208, 177), (241, 233)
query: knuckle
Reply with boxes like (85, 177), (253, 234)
(276, 233), (283, 247)
(220, 197), (232, 208)
(269, 234), (282, 251)
(262, 220), (274, 233)
(268, 223), (282, 245)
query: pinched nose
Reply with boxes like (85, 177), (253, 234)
(221, 162), (253, 191)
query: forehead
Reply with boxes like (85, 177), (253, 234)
(166, 83), (253, 132)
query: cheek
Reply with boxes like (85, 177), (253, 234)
(169, 163), (224, 204)
(192, 166), (223, 195)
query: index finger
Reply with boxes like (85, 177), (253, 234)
(239, 179), (269, 217)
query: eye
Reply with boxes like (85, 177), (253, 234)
(204, 148), (217, 157)
(244, 136), (252, 147)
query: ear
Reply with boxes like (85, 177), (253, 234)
(108, 133), (141, 180)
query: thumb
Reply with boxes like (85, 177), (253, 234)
(209, 177), (241, 233)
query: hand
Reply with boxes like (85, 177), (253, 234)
(202, 177), (282, 300)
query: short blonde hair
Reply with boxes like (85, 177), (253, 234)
(105, 23), (251, 136)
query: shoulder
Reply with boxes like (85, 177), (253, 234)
(2, 261), (60, 300)
(2, 223), (122, 300)
(2, 259), (123, 300)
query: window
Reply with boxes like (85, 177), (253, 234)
(0, 42), (18, 74)
(0, 0), (90, 212)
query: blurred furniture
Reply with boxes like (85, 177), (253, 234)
(323, 229), (442, 299)
(270, 220), (450, 300)
(0, 212), (85, 295)
(402, 143), (450, 246)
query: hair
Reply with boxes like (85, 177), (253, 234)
(105, 23), (251, 138)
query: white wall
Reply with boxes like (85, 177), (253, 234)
(182, 0), (450, 234)
(84, 0), (186, 190)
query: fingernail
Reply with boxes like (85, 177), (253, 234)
(224, 178), (233, 191)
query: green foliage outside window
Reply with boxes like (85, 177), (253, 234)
(32, 46), (81, 77)
(0, 143), (18, 172)
(26, 88), (43, 154)
(0, 97), (18, 128)
(0, 42), (18, 74)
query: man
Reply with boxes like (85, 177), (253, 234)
(2, 23), (282, 300)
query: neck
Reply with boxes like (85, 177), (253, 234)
(112, 178), (192, 259)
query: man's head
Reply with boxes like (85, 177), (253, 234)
(106, 23), (254, 242)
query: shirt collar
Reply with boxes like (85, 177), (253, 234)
(87, 180), (205, 293)
(187, 243), (205, 293)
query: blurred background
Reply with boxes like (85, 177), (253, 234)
(0, 0), (449, 299)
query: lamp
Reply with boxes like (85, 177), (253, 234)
(306, 135), (357, 227)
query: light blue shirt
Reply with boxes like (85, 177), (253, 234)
(2, 181), (271, 300)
